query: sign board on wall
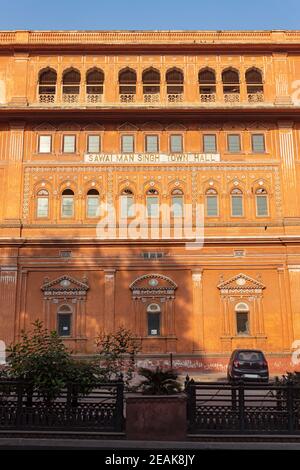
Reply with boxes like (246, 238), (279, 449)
(84, 153), (221, 164)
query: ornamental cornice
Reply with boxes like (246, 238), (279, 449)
(2, 30), (300, 47)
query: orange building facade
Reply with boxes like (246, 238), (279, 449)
(1, 30), (300, 373)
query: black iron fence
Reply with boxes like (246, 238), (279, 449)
(185, 379), (300, 434)
(0, 380), (124, 432)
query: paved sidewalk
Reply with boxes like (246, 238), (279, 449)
(0, 438), (299, 450)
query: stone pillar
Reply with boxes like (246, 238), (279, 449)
(104, 270), (116, 333)
(4, 122), (25, 235)
(192, 271), (204, 352)
(272, 52), (292, 105)
(277, 121), (299, 221)
(277, 267), (293, 351)
(0, 266), (18, 345)
(9, 47), (29, 105)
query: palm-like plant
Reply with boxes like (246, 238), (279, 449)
(137, 367), (182, 395)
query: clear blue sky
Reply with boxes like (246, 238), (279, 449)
(0, 0), (299, 30)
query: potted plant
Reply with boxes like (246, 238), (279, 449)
(126, 366), (187, 441)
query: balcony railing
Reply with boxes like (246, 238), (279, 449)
(36, 91), (266, 106)
(248, 92), (264, 103)
(143, 93), (160, 103)
(167, 93), (183, 103)
(86, 93), (103, 104)
(200, 93), (216, 103)
(120, 94), (136, 103)
(224, 93), (240, 103)
(39, 93), (56, 104)
(62, 93), (79, 104)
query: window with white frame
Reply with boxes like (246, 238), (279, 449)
(63, 135), (76, 153)
(87, 135), (100, 153)
(205, 188), (218, 217)
(61, 189), (74, 218)
(38, 135), (52, 153)
(86, 188), (100, 218)
(171, 188), (184, 217)
(256, 188), (269, 217)
(145, 135), (159, 153)
(227, 134), (241, 152)
(231, 188), (244, 217)
(170, 134), (183, 153)
(36, 189), (49, 218)
(203, 134), (217, 153)
(146, 188), (159, 218)
(120, 188), (135, 218)
(235, 302), (250, 335)
(121, 135), (134, 153)
(251, 134), (265, 153)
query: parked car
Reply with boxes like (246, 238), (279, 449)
(227, 349), (269, 383)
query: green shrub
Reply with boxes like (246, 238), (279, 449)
(137, 367), (182, 395)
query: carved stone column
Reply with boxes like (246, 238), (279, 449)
(192, 270), (204, 352)
(278, 121), (299, 221)
(104, 270), (116, 333)
(277, 268), (292, 350)
(0, 266), (18, 345)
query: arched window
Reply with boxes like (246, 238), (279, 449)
(86, 68), (104, 103)
(36, 189), (49, 218)
(205, 188), (218, 217)
(61, 189), (74, 218)
(222, 68), (240, 102)
(142, 68), (160, 102)
(146, 188), (159, 218)
(255, 188), (269, 217)
(38, 68), (57, 103)
(171, 188), (184, 217)
(246, 68), (264, 102)
(231, 188), (243, 217)
(57, 304), (72, 337)
(62, 69), (81, 103)
(147, 303), (161, 336)
(120, 188), (135, 218)
(235, 302), (249, 335)
(119, 68), (137, 102)
(198, 68), (216, 102)
(166, 68), (184, 102)
(86, 188), (100, 218)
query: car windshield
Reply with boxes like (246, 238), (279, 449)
(237, 351), (264, 361)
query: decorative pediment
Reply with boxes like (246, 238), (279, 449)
(223, 122), (247, 131)
(245, 121), (272, 130)
(34, 122), (56, 132)
(41, 275), (89, 298)
(58, 122), (81, 131)
(141, 121), (164, 131)
(130, 274), (177, 298)
(166, 123), (187, 131)
(217, 273), (265, 295)
(83, 123), (105, 131)
(118, 122), (139, 131)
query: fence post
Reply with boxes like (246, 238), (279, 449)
(238, 382), (245, 433)
(115, 378), (124, 432)
(16, 382), (23, 427)
(286, 382), (294, 433)
(186, 378), (195, 431)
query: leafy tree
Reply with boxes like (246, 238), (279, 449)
(137, 367), (182, 395)
(95, 326), (140, 386)
(6, 320), (103, 402)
